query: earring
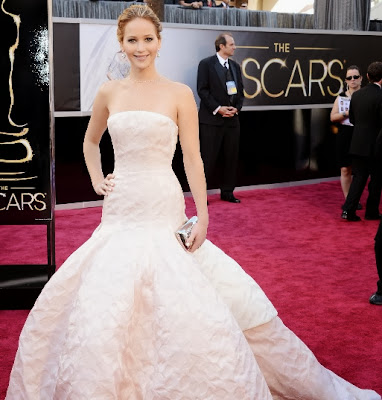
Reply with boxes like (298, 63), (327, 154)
(121, 51), (126, 59)
(157, 50), (160, 58)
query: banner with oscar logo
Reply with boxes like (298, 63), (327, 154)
(0, 0), (53, 224)
(75, 22), (382, 113)
(233, 30), (382, 109)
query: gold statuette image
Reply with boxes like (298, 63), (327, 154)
(0, 0), (34, 179)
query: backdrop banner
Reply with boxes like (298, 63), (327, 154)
(234, 30), (382, 109)
(0, 0), (53, 224)
(70, 21), (382, 113)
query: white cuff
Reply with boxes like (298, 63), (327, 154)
(213, 106), (221, 115)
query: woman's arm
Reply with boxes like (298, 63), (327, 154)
(83, 83), (115, 196)
(177, 84), (208, 251)
(330, 96), (348, 123)
(179, 1), (203, 7)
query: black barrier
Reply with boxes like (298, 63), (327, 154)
(0, 0), (55, 309)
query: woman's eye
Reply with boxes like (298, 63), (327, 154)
(145, 37), (153, 42)
(127, 39), (136, 43)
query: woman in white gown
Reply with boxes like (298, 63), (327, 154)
(6, 5), (381, 400)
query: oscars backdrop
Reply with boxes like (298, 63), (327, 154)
(0, 0), (55, 309)
(52, 20), (382, 205)
(0, 0), (53, 224)
(73, 22), (382, 112)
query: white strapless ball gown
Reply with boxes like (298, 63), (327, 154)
(6, 111), (380, 400)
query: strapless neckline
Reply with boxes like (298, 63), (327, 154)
(107, 110), (178, 130)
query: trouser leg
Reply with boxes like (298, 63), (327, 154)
(375, 221), (382, 295)
(366, 157), (382, 216)
(343, 157), (369, 215)
(220, 123), (240, 194)
(199, 123), (223, 189)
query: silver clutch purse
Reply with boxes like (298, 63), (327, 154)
(175, 216), (198, 250)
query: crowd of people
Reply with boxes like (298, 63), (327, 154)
(179, 0), (246, 9)
(93, 0), (248, 9)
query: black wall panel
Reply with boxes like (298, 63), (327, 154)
(55, 110), (338, 204)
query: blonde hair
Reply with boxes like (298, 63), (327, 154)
(117, 5), (162, 43)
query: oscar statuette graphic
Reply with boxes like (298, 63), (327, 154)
(0, 0), (55, 309)
(0, 0), (31, 157)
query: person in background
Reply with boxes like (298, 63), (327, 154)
(330, 65), (362, 209)
(203, 0), (229, 7)
(370, 220), (382, 305)
(219, 0), (230, 7)
(179, 0), (203, 8)
(197, 33), (243, 203)
(341, 61), (382, 221)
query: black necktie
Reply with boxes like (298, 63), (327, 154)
(223, 61), (235, 105)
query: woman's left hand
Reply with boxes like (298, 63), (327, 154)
(186, 221), (207, 252)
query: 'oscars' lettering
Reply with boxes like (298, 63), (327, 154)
(327, 59), (344, 97)
(285, 60), (306, 97)
(262, 58), (286, 98)
(34, 192), (47, 211)
(0, 192), (47, 211)
(242, 58), (261, 99)
(242, 57), (344, 100)
(309, 60), (327, 97)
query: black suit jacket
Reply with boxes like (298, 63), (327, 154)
(349, 83), (382, 157)
(197, 55), (244, 126)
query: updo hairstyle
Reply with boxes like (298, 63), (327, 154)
(117, 5), (162, 43)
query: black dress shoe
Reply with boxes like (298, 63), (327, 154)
(369, 293), (382, 305)
(341, 211), (361, 221)
(365, 213), (382, 220)
(221, 193), (241, 203)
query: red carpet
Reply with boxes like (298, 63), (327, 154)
(1, 180), (382, 397)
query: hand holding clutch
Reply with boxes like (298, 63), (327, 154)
(175, 216), (198, 251)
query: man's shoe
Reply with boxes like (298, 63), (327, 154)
(221, 193), (241, 203)
(369, 293), (382, 305)
(341, 211), (361, 221)
(365, 213), (382, 220)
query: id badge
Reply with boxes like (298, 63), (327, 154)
(226, 80), (237, 95)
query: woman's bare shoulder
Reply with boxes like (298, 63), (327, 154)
(162, 79), (194, 99)
(163, 81), (195, 107)
(98, 79), (121, 95)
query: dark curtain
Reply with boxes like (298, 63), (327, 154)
(314, 0), (371, 31)
(52, 1), (315, 28)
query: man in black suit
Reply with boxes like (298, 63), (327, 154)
(341, 61), (382, 221)
(197, 33), (244, 203)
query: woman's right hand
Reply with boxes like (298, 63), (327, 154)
(94, 173), (115, 196)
